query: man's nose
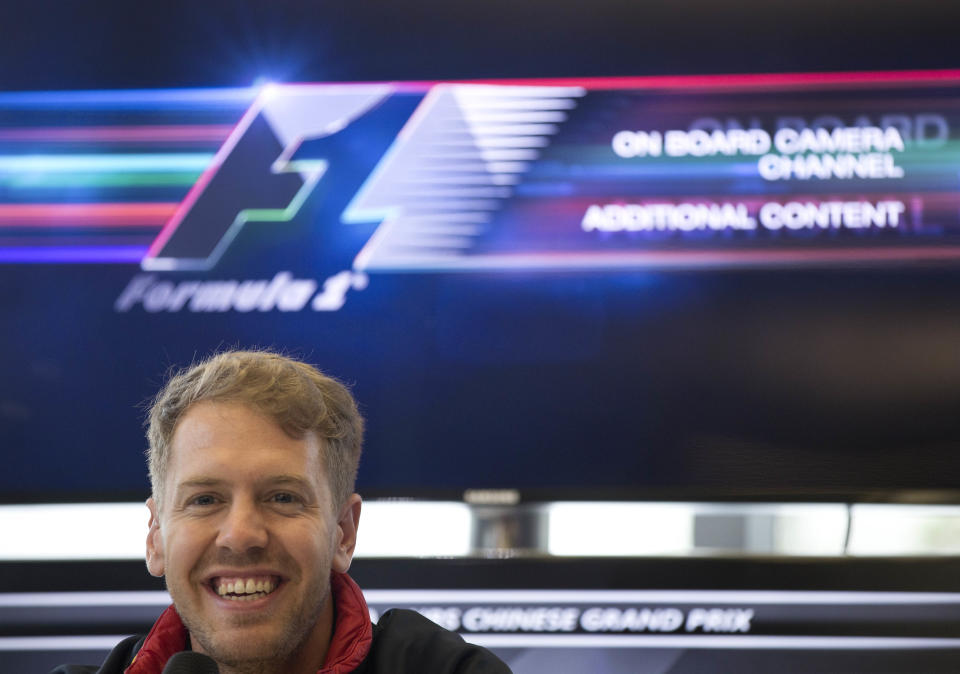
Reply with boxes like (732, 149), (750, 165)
(216, 498), (269, 552)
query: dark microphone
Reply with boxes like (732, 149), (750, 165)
(161, 652), (220, 674)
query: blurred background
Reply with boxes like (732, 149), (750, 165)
(4, 1), (960, 671)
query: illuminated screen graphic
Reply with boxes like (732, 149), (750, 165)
(4, 72), (960, 500)
(6, 73), (960, 274)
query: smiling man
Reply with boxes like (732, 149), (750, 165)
(53, 350), (510, 674)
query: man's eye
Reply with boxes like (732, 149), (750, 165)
(190, 495), (218, 506)
(271, 492), (298, 504)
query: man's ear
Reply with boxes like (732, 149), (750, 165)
(145, 497), (166, 578)
(332, 494), (362, 574)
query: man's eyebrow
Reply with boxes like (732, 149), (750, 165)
(176, 478), (227, 490)
(262, 475), (314, 488)
(174, 475), (313, 490)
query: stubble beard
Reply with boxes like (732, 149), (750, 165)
(171, 566), (331, 674)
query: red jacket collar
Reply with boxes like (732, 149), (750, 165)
(126, 572), (373, 674)
(320, 572), (374, 673)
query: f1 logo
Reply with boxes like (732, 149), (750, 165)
(141, 82), (583, 272)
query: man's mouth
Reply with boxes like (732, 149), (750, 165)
(210, 575), (282, 602)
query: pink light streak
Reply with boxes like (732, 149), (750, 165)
(283, 69), (960, 92)
(0, 203), (177, 227)
(398, 246), (960, 271)
(444, 69), (960, 91)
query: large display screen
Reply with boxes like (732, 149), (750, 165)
(4, 71), (960, 500)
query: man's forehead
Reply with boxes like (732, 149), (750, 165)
(172, 401), (313, 445)
(174, 401), (322, 443)
(168, 402), (325, 478)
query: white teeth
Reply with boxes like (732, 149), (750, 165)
(215, 577), (278, 597)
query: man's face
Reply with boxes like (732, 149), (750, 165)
(145, 401), (361, 669)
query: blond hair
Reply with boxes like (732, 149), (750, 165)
(147, 350), (363, 509)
